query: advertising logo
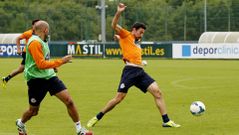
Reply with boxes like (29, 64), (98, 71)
(0, 44), (24, 57)
(182, 45), (191, 56)
(68, 42), (103, 57)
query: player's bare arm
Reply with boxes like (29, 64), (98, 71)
(111, 3), (126, 33)
(61, 55), (72, 64)
(16, 36), (23, 55)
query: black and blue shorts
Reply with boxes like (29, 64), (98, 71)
(27, 76), (66, 106)
(21, 52), (26, 65)
(118, 66), (155, 93)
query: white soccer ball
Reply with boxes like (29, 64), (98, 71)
(142, 60), (147, 66)
(190, 101), (206, 116)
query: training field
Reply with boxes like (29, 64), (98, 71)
(0, 58), (239, 135)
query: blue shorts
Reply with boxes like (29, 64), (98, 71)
(118, 66), (155, 93)
(27, 76), (66, 106)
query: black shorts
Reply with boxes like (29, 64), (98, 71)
(27, 76), (67, 106)
(21, 52), (26, 65)
(118, 66), (155, 93)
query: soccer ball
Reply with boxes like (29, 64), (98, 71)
(190, 101), (206, 116)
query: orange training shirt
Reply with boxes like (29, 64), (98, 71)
(20, 29), (33, 52)
(28, 40), (63, 69)
(118, 28), (142, 65)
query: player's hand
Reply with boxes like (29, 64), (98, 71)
(61, 55), (72, 64)
(17, 48), (22, 55)
(117, 3), (126, 12)
(114, 35), (120, 41)
(142, 60), (147, 66)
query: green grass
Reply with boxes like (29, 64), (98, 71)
(1, 58), (239, 135)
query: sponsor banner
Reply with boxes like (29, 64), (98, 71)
(105, 43), (172, 58)
(173, 43), (239, 59)
(67, 42), (103, 57)
(142, 43), (172, 58)
(0, 44), (24, 57)
(104, 44), (122, 57)
(68, 42), (172, 58)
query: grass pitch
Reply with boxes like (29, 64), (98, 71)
(0, 58), (239, 135)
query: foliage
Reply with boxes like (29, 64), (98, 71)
(0, 0), (238, 41)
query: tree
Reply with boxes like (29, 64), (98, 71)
(0, 0), (238, 41)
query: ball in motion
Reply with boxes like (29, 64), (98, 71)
(190, 101), (206, 116)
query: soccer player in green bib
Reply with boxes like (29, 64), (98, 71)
(15, 20), (91, 135)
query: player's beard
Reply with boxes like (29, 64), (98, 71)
(135, 38), (141, 42)
(44, 34), (49, 42)
(135, 34), (142, 41)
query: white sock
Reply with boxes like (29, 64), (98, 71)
(75, 121), (82, 132)
(17, 119), (24, 126)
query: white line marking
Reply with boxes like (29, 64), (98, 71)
(171, 77), (236, 90)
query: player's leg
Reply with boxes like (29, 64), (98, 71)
(101, 92), (127, 114)
(55, 90), (79, 122)
(50, 76), (91, 135)
(147, 82), (180, 127)
(48, 76), (80, 122)
(87, 92), (127, 128)
(16, 105), (39, 135)
(87, 66), (135, 128)
(9, 64), (25, 77)
(10, 54), (25, 78)
(133, 70), (164, 114)
(134, 69), (180, 128)
(2, 64), (24, 85)
(16, 78), (47, 134)
(147, 82), (167, 115)
(55, 89), (92, 135)
(3, 52), (25, 84)
(16, 102), (40, 135)
(2, 60), (24, 88)
(21, 105), (40, 123)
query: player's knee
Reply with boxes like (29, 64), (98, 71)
(154, 89), (163, 99)
(115, 95), (125, 103)
(150, 87), (163, 99)
(32, 111), (38, 116)
(19, 66), (24, 72)
(29, 108), (39, 116)
(19, 68), (24, 72)
(149, 83), (163, 99)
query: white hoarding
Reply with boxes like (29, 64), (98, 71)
(173, 43), (239, 59)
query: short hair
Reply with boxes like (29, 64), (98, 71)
(131, 22), (146, 30)
(34, 20), (49, 32)
(32, 19), (40, 25)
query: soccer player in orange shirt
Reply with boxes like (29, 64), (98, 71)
(87, 3), (180, 128)
(2, 19), (39, 88)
